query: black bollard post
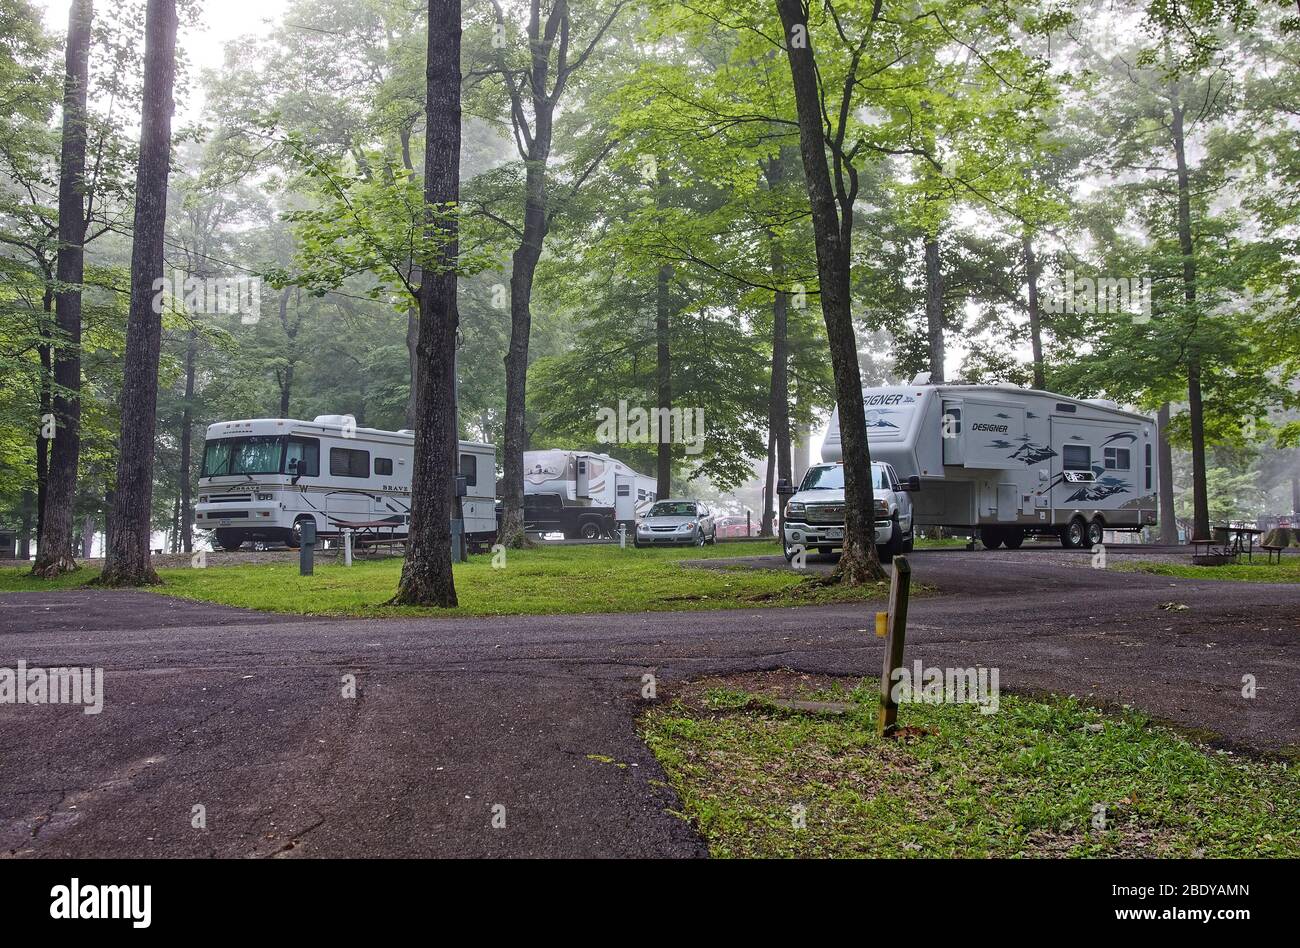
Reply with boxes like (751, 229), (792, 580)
(299, 518), (317, 576)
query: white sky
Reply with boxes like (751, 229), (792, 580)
(36, 0), (291, 120)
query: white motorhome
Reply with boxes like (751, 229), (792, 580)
(822, 385), (1158, 548)
(195, 416), (497, 551)
(516, 449), (657, 538)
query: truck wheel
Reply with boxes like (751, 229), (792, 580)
(886, 515), (906, 556)
(1002, 529), (1024, 549)
(979, 526), (1004, 549)
(1062, 516), (1088, 549)
(1087, 517), (1105, 546)
(579, 519), (602, 540)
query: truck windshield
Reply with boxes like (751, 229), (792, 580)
(800, 465), (887, 490)
(201, 436), (285, 477)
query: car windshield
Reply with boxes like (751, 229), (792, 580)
(201, 436), (285, 477)
(800, 464), (887, 490)
(648, 502), (697, 517)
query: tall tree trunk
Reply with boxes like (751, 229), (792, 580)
(36, 333), (50, 556)
(405, 303), (420, 428)
(34, 0), (93, 577)
(81, 514), (95, 558)
(923, 235), (945, 383)
(276, 287), (295, 416)
(793, 416), (810, 485)
(1157, 402), (1178, 544)
(655, 261), (673, 498)
(498, 136), (552, 549)
(98, 0), (177, 587)
(776, 0), (884, 583)
(391, 0), (461, 607)
(1170, 96), (1209, 541)
(764, 152), (793, 525)
(1022, 231), (1045, 389)
(19, 502), (32, 560)
(179, 326), (197, 553)
(760, 429), (776, 536)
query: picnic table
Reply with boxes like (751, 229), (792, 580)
(330, 519), (408, 556)
(1192, 524), (1264, 563)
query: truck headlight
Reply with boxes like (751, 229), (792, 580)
(874, 499), (888, 514)
(787, 502), (805, 515)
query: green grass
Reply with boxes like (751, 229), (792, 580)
(1116, 557), (1300, 583)
(0, 541), (898, 618)
(913, 536), (969, 549)
(641, 674), (1299, 858)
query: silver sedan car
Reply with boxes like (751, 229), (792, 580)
(634, 499), (717, 547)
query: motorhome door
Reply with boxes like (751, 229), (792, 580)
(615, 474), (635, 521)
(941, 399), (963, 466)
(575, 454), (591, 499)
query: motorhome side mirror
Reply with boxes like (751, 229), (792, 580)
(905, 476), (922, 492)
(777, 478), (796, 497)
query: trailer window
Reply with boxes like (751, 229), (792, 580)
(374, 457), (393, 476)
(1103, 447), (1130, 470)
(284, 438), (319, 477)
(1063, 445), (1091, 471)
(330, 447), (370, 478)
(460, 453), (477, 487)
(1145, 443), (1152, 490)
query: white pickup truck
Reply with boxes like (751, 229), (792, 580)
(780, 461), (919, 562)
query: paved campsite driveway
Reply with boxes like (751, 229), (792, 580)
(1, 550), (1296, 857)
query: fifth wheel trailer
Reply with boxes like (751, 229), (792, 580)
(507, 449), (657, 539)
(821, 385), (1158, 548)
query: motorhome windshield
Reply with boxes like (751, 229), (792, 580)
(201, 437), (285, 477)
(800, 464), (887, 491)
(202, 435), (321, 478)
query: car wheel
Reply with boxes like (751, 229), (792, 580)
(1002, 529), (1024, 549)
(1063, 517), (1088, 549)
(979, 526), (1004, 550)
(696, 531), (707, 547)
(1087, 517), (1105, 546)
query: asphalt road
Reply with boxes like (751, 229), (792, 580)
(1, 549), (1296, 858)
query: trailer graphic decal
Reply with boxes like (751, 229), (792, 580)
(982, 434), (1057, 465)
(865, 409), (901, 429)
(1043, 470), (1132, 502)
